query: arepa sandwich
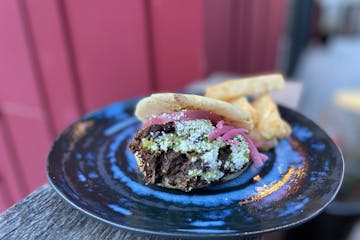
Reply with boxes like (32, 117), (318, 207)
(128, 93), (268, 192)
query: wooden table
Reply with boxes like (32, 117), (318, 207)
(0, 184), (263, 240)
(0, 184), (175, 240)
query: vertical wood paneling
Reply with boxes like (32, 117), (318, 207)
(247, 0), (268, 73)
(230, 0), (286, 74)
(204, 0), (232, 74)
(0, 0), (52, 193)
(0, 185), (8, 212)
(265, 0), (286, 71)
(24, 0), (83, 134)
(231, 0), (252, 74)
(0, 1), (42, 107)
(64, 0), (152, 112)
(4, 113), (51, 191)
(149, 0), (205, 91)
(0, 180), (11, 212)
(0, 120), (19, 211)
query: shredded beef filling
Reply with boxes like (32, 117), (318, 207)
(128, 122), (233, 191)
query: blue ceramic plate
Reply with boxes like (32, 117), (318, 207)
(47, 98), (344, 239)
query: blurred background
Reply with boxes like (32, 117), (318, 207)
(1, 0), (360, 239)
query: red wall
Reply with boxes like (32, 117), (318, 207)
(0, 0), (286, 211)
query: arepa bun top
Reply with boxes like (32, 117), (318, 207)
(135, 93), (254, 130)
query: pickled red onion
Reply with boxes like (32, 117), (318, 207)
(208, 120), (268, 167)
(240, 134), (269, 167)
(208, 125), (235, 141)
(142, 110), (222, 129)
(221, 128), (249, 141)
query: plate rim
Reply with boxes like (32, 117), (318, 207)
(46, 101), (345, 239)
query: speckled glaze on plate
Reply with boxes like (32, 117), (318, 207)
(47, 98), (344, 239)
